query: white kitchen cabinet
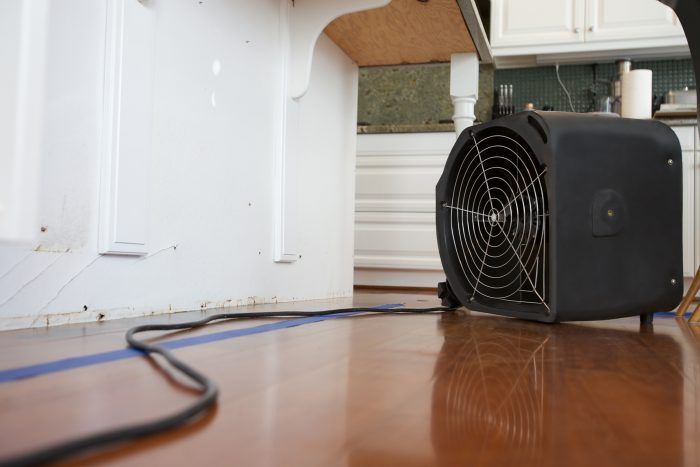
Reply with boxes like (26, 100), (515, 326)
(491, 0), (688, 64)
(682, 149), (695, 278)
(354, 132), (456, 288)
(670, 124), (699, 278)
(586, 0), (682, 43)
(490, 0), (585, 48)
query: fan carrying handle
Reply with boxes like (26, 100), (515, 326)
(659, 0), (700, 123)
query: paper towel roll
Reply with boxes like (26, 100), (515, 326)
(621, 69), (652, 119)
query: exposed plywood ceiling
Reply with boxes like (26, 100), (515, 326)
(324, 0), (482, 67)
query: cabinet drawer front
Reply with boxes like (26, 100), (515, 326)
(355, 133), (454, 213)
(354, 212), (441, 270)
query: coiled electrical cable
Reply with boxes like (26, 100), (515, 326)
(1, 305), (454, 466)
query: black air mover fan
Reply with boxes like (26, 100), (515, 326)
(436, 112), (683, 322)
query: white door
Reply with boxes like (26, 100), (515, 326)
(585, 0), (684, 43)
(490, 0), (585, 48)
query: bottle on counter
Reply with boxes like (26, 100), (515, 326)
(612, 59), (631, 116)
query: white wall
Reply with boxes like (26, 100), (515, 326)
(0, 0), (46, 243)
(0, 0), (358, 330)
(354, 132), (456, 288)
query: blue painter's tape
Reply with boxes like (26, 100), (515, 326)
(654, 311), (693, 318)
(0, 348), (143, 383)
(0, 304), (403, 384)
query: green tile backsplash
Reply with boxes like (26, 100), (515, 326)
(357, 58), (695, 127)
(494, 59), (695, 113)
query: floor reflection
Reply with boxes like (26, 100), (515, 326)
(344, 310), (693, 467)
(428, 312), (687, 467)
(431, 312), (547, 466)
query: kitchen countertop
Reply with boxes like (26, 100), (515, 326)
(357, 115), (698, 135)
(357, 122), (456, 134)
(654, 115), (698, 126)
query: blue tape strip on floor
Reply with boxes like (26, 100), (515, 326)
(654, 311), (693, 318)
(0, 303), (403, 384)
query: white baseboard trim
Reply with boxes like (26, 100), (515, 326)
(354, 268), (445, 289)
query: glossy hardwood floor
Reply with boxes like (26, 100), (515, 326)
(0, 292), (699, 466)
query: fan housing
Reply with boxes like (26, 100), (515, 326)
(436, 111), (683, 322)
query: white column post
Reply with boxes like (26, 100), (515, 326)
(450, 52), (479, 136)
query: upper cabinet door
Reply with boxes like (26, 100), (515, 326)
(491, 0), (585, 48)
(585, 0), (685, 42)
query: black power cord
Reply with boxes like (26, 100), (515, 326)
(1, 305), (454, 467)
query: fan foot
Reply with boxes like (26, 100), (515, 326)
(640, 313), (654, 326)
(437, 281), (461, 309)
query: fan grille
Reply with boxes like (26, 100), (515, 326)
(443, 129), (549, 313)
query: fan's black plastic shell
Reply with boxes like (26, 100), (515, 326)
(436, 111), (683, 322)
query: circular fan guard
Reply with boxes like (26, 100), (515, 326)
(441, 128), (549, 313)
